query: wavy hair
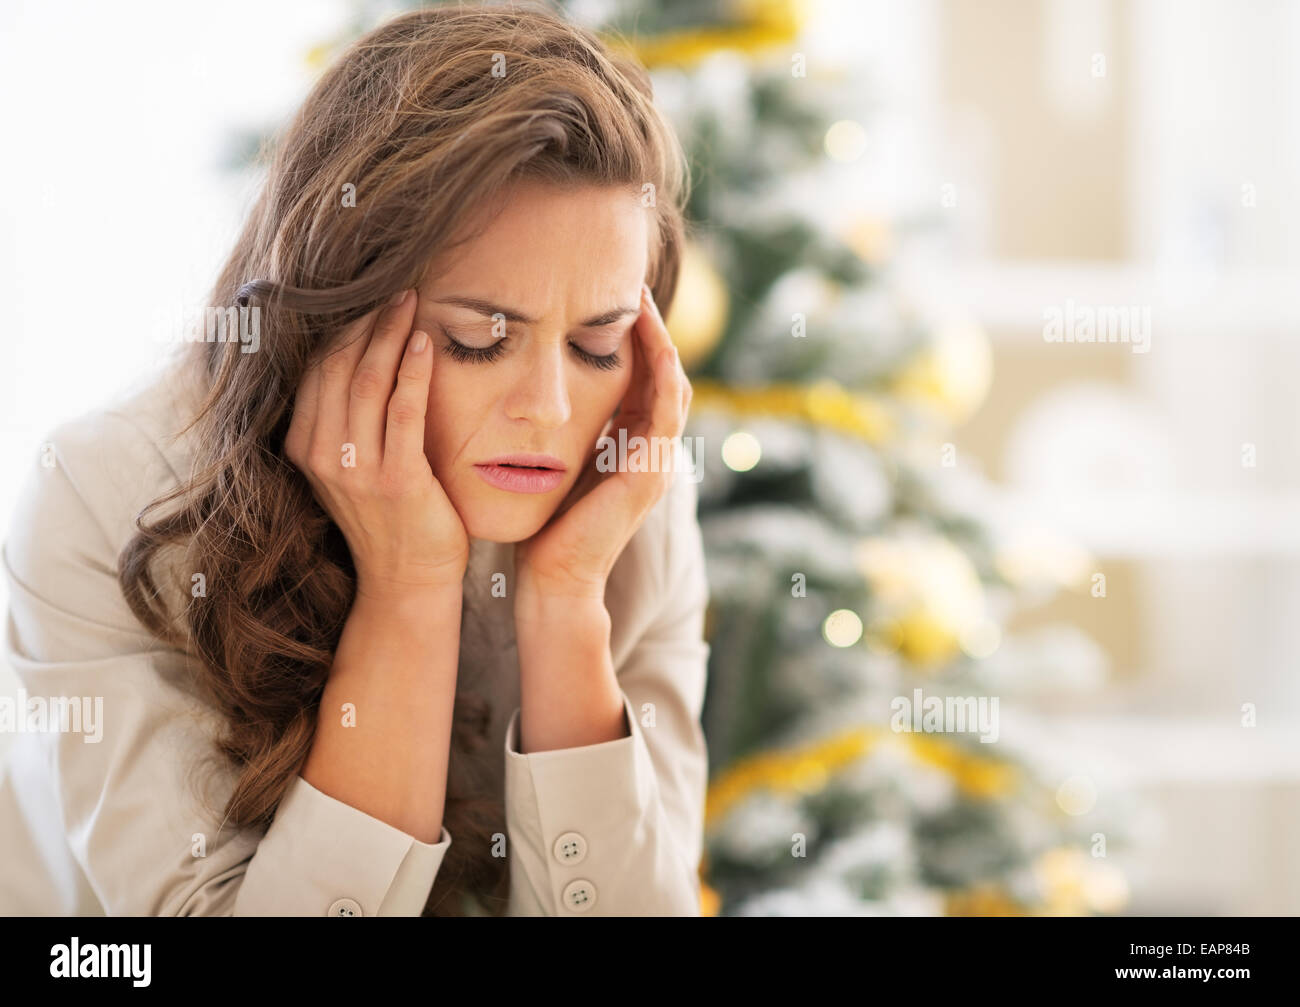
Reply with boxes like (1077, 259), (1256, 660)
(117, 1), (689, 916)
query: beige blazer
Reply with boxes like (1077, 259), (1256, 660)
(0, 360), (711, 916)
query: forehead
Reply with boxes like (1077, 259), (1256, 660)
(424, 180), (650, 309)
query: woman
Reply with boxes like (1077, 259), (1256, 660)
(0, 3), (710, 917)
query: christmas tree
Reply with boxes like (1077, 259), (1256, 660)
(567, 0), (1134, 917)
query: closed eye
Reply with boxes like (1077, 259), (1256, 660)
(439, 326), (508, 364)
(440, 325), (623, 371)
(570, 343), (622, 371)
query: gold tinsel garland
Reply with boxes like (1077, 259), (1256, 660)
(699, 725), (1021, 917)
(705, 723), (1019, 829)
(610, 0), (808, 69)
(688, 378), (895, 445)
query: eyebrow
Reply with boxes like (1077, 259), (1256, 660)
(433, 295), (639, 328)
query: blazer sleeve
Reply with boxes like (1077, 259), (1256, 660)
(0, 417), (451, 916)
(502, 473), (711, 916)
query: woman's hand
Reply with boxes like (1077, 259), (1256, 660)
(514, 283), (693, 606)
(284, 288), (469, 602)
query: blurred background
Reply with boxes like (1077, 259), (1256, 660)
(2, 0), (1298, 915)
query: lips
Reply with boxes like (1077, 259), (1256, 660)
(474, 461), (566, 494)
(479, 453), (567, 471)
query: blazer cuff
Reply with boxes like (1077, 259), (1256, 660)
(504, 691), (670, 914)
(236, 775), (451, 917)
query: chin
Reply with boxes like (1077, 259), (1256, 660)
(457, 496), (556, 544)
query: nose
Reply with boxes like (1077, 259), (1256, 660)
(505, 338), (572, 430)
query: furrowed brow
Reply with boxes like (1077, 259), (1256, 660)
(434, 296), (639, 328)
(578, 306), (640, 327)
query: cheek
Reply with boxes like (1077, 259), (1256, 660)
(577, 370), (632, 446)
(604, 366), (634, 417)
(421, 367), (474, 468)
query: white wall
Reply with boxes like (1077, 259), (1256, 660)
(0, 0), (347, 761)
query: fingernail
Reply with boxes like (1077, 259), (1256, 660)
(389, 288), (409, 306)
(410, 330), (428, 352)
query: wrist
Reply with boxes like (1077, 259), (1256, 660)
(515, 565), (606, 603)
(515, 584), (610, 633)
(353, 574), (464, 610)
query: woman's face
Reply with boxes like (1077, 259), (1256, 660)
(413, 180), (648, 543)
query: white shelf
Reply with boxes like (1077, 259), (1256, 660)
(899, 261), (1300, 337)
(1023, 713), (1300, 785)
(995, 488), (1300, 558)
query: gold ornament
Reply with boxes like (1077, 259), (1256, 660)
(1032, 847), (1130, 916)
(843, 213), (894, 268)
(663, 240), (729, 370)
(883, 611), (961, 666)
(892, 319), (993, 427)
(854, 534), (988, 669)
(699, 881), (722, 917)
(945, 883), (1027, 917)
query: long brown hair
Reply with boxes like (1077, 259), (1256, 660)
(118, 1), (689, 916)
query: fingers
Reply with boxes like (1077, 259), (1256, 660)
(625, 289), (658, 417)
(527, 290), (691, 560)
(349, 288), (418, 465)
(285, 353), (322, 468)
(637, 284), (688, 444)
(610, 291), (658, 437)
(313, 306), (380, 468)
(383, 329), (433, 480)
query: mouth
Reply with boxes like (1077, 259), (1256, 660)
(479, 453), (567, 471)
(474, 454), (567, 494)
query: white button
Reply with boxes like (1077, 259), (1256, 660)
(562, 879), (597, 912)
(552, 831), (588, 866)
(328, 898), (363, 917)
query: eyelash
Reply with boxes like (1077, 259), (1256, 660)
(438, 327), (622, 372)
